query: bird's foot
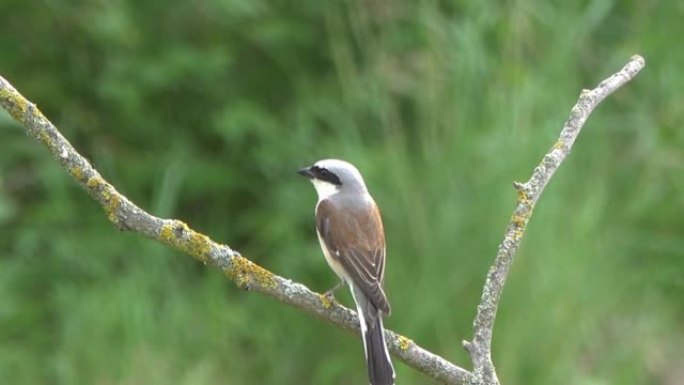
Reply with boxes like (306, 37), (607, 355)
(324, 280), (345, 303)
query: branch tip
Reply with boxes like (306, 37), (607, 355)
(466, 56), (645, 384)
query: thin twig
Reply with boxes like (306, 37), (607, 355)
(0, 75), (470, 384)
(462, 55), (646, 385)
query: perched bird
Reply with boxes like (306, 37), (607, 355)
(298, 159), (395, 385)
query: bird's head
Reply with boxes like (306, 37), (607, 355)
(298, 159), (368, 200)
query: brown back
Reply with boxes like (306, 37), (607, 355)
(316, 198), (390, 314)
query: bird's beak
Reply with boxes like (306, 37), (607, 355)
(297, 167), (314, 179)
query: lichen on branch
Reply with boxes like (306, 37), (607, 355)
(0, 55), (645, 385)
(0, 73), (470, 385)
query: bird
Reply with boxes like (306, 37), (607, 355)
(298, 159), (395, 385)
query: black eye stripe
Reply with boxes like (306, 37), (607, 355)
(311, 166), (342, 186)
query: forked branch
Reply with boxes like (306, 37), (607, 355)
(462, 55), (645, 385)
(0, 55), (644, 385)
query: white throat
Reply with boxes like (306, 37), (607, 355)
(311, 179), (339, 201)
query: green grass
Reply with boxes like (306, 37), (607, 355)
(1, 0), (682, 384)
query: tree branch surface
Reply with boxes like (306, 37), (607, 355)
(0, 55), (644, 385)
(462, 55), (645, 385)
(0, 75), (469, 384)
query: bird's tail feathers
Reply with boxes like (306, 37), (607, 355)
(364, 314), (395, 385)
(352, 286), (395, 385)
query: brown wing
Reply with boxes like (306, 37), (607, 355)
(316, 198), (390, 314)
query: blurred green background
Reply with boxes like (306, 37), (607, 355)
(1, 0), (682, 384)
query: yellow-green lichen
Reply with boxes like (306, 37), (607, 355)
(511, 214), (528, 228)
(36, 129), (55, 150)
(69, 166), (86, 182)
(86, 175), (105, 190)
(318, 293), (332, 309)
(517, 188), (532, 207)
(104, 193), (121, 224)
(159, 222), (177, 244)
(0, 87), (28, 121)
(97, 184), (121, 224)
(159, 221), (213, 263)
(553, 140), (565, 151)
(511, 227), (524, 241)
(85, 176), (121, 225)
(187, 231), (212, 258)
(398, 335), (412, 352)
(226, 255), (277, 290)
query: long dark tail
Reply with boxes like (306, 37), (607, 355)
(364, 313), (395, 385)
(352, 286), (395, 385)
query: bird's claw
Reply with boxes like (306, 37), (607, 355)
(323, 290), (338, 305)
(323, 280), (345, 304)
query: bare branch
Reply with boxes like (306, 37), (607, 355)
(0, 55), (644, 385)
(0, 75), (470, 384)
(463, 55), (646, 384)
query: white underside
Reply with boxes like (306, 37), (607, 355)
(315, 229), (350, 283)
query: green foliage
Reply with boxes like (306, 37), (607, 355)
(1, 1), (682, 384)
